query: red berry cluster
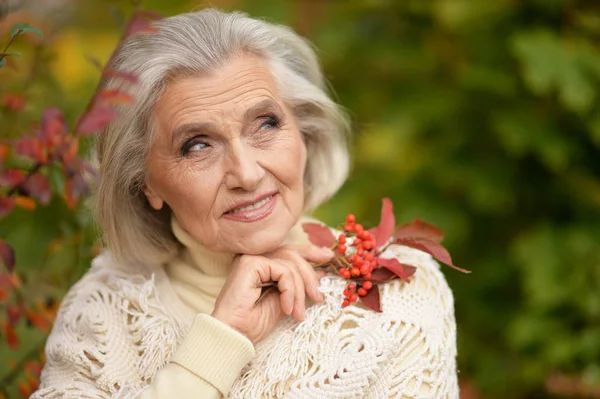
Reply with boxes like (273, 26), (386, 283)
(336, 214), (379, 307)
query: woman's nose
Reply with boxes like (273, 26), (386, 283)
(223, 141), (266, 191)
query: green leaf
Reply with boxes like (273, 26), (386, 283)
(0, 58), (6, 68)
(9, 22), (43, 38)
(6, 52), (21, 57)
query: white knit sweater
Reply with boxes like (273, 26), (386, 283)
(32, 219), (459, 398)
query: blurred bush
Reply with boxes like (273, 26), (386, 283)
(1, 0), (599, 398)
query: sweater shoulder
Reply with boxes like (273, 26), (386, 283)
(37, 251), (188, 396)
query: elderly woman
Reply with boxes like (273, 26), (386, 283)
(32, 9), (458, 399)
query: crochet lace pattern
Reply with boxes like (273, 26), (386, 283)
(33, 244), (458, 398)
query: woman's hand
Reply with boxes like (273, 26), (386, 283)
(211, 244), (334, 344)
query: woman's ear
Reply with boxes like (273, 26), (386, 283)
(144, 183), (164, 210)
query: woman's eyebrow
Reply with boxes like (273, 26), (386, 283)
(243, 99), (283, 121)
(171, 122), (215, 147)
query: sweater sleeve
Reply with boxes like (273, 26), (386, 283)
(31, 271), (254, 399)
(139, 314), (255, 399)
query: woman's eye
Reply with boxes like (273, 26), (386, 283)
(259, 116), (280, 131)
(181, 138), (209, 156)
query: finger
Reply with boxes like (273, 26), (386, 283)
(257, 261), (295, 316)
(287, 251), (323, 303)
(283, 259), (306, 322)
(282, 244), (334, 264)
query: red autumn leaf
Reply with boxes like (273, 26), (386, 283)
(360, 285), (382, 312)
(40, 108), (66, 149)
(0, 169), (26, 187)
(0, 197), (15, 218)
(373, 198), (395, 247)
(369, 267), (396, 283)
(377, 257), (417, 283)
(123, 11), (162, 37)
(395, 237), (471, 274)
(103, 69), (139, 84)
(97, 89), (134, 104)
(1, 93), (26, 111)
(6, 304), (22, 326)
(302, 223), (336, 247)
(77, 107), (120, 135)
(394, 218), (444, 243)
(25, 361), (43, 378)
(14, 196), (36, 210)
(0, 240), (15, 272)
(14, 137), (46, 163)
(25, 173), (51, 204)
(3, 320), (19, 349)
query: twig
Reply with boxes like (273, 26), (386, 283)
(254, 262), (332, 289)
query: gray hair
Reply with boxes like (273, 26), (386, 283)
(94, 9), (350, 265)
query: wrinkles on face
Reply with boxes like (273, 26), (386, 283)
(145, 54), (307, 255)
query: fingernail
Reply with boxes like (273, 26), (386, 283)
(320, 247), (334, 257)
(312, 284), (323, 302)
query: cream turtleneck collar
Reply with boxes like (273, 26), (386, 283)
(164, 216), (314, 315)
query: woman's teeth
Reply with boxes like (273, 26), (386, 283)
(228, 196), (272, 214)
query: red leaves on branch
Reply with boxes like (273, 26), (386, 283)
(360, 286), (381, 312)
(394, 218), (444, 243)
(14, 137), (47, 163)
(123, 10), (163, 37)
(0, 240), (15, 272)
(377, 258), (417, 283)
(303, 197), (470, 312)
(395, 237), (471, 274)
(40, 108), (67, 150)
(76, 107), (120, 135)
(302, 223), (336, 247)
(372, 198), (395, 247)
(97, 89), (134, 104)
(0, 169), (26, 187)
(2, 319), (18, 349)
(24, 173), (51, 204)
(0, 197), (15, 217)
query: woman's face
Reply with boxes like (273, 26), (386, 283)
(145, 54), (307, 254)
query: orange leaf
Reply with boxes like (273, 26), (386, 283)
(395, 218), (444, 243)
(25, 308), (51, 332)
(3, 320), (19, 349)
(0, 144), (9, 162)
(97, 89), (134, 104)
(18, 381), (31, 398)
(14, 195), (36, 210)
(302, 223), (336, 247)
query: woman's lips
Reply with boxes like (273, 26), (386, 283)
(222, 193), (278, 222)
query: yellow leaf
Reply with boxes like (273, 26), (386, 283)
(14, 196), (36, 210)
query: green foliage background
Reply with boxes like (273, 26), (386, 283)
(1, 0), (599, 398)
